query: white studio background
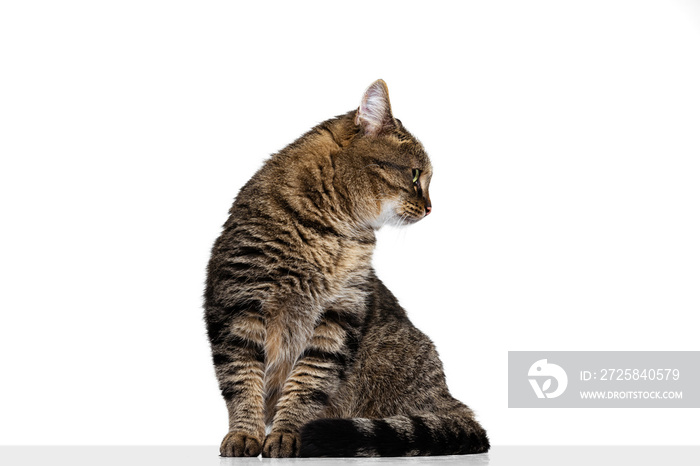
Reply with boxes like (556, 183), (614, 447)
(1, 0), (699, 447)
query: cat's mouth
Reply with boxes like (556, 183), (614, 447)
(396, 202), (430, 225)
(398, 213), (425, 225)
(371, 200), (430, 229)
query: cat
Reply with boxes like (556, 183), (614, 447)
(204, 79), (489, 457)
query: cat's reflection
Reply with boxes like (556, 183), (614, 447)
(219, 453), (490, 466)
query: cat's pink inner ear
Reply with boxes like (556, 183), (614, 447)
(355, 79), (394, 136)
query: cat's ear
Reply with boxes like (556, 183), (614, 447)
(355, 79), (396, 137)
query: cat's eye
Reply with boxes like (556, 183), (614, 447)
(412, 169), (421, 184)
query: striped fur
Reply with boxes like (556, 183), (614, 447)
(301, 414), (489, 457)
(204, 80), (488, 457)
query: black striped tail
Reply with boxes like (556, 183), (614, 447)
(299, 414), (489, 457)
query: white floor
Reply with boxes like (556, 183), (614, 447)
(1, 446), (698, 466)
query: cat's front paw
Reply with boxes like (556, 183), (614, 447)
(262, 431), (301, 458)
(220, 431), (263, 457)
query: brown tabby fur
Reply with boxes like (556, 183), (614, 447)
(204, 80), (488, 457)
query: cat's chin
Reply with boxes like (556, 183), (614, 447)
(396, 215), (424, 227)
(371, 214), (423, 230)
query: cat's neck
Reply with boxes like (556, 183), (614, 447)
(267, 113), (378, 243)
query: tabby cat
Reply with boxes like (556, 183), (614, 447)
(204, 80), (489, 457)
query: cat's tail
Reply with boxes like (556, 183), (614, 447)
(299, 412), (489, 457)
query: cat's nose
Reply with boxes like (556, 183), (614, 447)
(425, 205), (432, 216)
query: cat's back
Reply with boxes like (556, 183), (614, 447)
(363, 273), (439, 358)
(207, 114), (374, 308)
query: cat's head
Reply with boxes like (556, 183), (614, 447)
(343, 80), (432, 230)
